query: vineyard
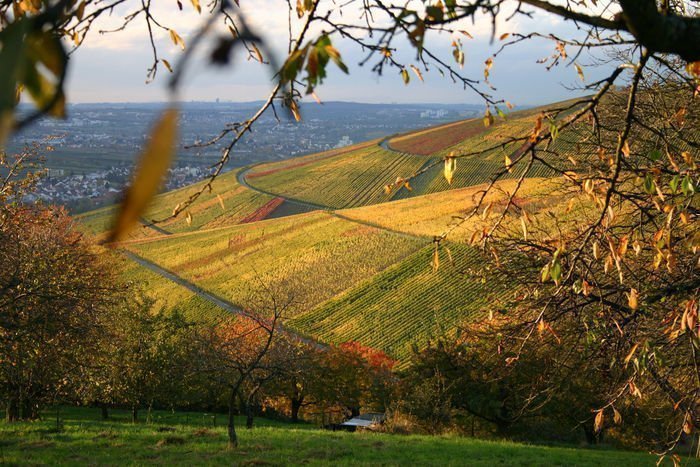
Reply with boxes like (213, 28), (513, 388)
(246, 139), (379, 178)
(387, 104), (552, 155)
(122, 211), (426, 313)
(291, 244), (509, 362)
(77, 169), (277, 240)
(118, 255), (228, 323)
(245, 145), (429, 209)
(74, 97), (585, 365)
(339, 178), (556, 241)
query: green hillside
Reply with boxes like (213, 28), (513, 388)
(121, 211), (425, 314)
(243, 102), (570, 210)
(77, 169), (275, 240)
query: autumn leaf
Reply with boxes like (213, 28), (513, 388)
(410, 65), (424, 82)
(627, 288), (639, 310)
(444, 156), (456, 184)
(613, 407), (622, 425)
(169, 29), (185, 50)
(624, 343), (639, 366)
(594, 410), (604, 433)
(621, 140), (630, 158)
(484, 57), (493, 80)
(161, 59), (173, 73)
(108, 108), (179, 243)
(401, 68), (410, 85)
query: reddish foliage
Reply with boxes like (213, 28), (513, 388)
(390, 119), (489, 155)
(338, 341), (397, 371)
(238, 197), (285, 224)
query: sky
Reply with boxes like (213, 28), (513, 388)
(64, 1), (618, 108)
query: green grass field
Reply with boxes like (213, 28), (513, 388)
(0, 407), (672, 466)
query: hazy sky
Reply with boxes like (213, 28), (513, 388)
(65, 1), (614, 107)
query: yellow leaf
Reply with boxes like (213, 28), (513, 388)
(410, 65), (424, 82)
(190, 0), (201, 13)
(482, 202), (492, 220)
(520, 216), (528, 241)
(252, 43), (264, 63)
(627, 288), (638, 310)
(169, 29), (185, 50)
(594, 410), (604, 433)
(621, 140), (630, 158)
(289, 99), (301, 122)
(444, 157), (456, 184)
(484, 57), (493, 80)
(483, 109), (494, 127)
(624, 343), (639, 366)
(161, 59), (173, 73)
(108, 108), (179, 243)
(499, 33), (510, 41)
(504, 154), (512, 172)
(217, 194), (225, 210)
(186, 211), (192, 226)
(613, 407), (622, 425)
(575, 62), (585, 81)
(401, 68), (410, 85)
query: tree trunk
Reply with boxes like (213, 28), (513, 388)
(131, 406), (138, 423)
(5, 397), (18, 422)
(100, 405), (109, 420)
(246, 407), (254, 429)
(227, 389), (238, 448)
(583, 425), (600, 445)
(291, 397), (303, 423)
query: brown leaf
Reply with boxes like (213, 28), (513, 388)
(108, 108), (179, 243)
(594, 410), (604, 433)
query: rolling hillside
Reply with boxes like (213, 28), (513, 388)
(77, 169), (277, 240)
(121, 211), (425, 315)
(81, 98), (580, 362)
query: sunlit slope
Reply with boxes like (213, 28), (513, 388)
(291, 177), (574, 361)
(117, 255), (227, 323)
(387, 98), (581, 155)
(246, 145), (430, 209)
(291, 244), (504, 362)
(339, 178), (564, 241)
(245, 104), (576, 209)
(77, 169), (276, 239)
(121, 211), (425, 313)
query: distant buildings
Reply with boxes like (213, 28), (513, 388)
(420, 109), (449, 119)
(334, 136), (353, 148)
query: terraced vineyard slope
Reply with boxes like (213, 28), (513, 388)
(121, 211), (426, 313)
(77, 169), (277, 240)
